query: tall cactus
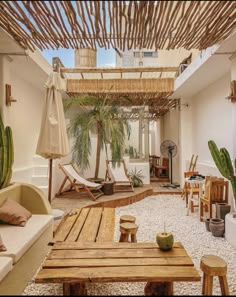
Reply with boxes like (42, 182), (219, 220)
(208, 140), (236, 208)
(0, 114), (14, 189)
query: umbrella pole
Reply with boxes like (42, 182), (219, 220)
(48, 158), (53, 203)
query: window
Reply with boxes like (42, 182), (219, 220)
(134, 51), (140, 57)
(143, 51), (158, 57)
(139, 61), (143, 66)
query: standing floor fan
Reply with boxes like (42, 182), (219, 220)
(160, 140), (179, 188)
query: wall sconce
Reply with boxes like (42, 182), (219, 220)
(226, 80), (236, 103)
(5, 84), (17, 106)
(179, 103), (189, 111)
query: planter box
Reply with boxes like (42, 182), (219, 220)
(225, 213), (236, 249)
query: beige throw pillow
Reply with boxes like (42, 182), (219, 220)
(0, 199), (32, 227)
(0, 234), (7, 251)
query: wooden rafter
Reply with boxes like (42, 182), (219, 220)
(61, 66), (179, 74)
(0, 1), (235, 52)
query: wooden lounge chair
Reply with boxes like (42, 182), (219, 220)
(105, 160), (134, 192)
(56, 163), (103, 200)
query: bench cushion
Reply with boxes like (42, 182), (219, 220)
(0, 214), (53, 264)
(0, 257), (13, 282)
(0, 199), (32, 226)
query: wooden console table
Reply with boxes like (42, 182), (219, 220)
(35, 241), (201, 296)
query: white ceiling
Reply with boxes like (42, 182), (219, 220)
(171, 31), (236, 99)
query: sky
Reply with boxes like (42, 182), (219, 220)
(41, 47), (116, 68)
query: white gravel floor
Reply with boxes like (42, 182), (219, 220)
(22, 194), (236, 296)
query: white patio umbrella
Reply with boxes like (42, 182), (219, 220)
(36, 71), (69, 204)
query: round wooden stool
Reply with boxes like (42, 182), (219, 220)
(119, 222), (138, 242)
(119, 215), (136, 224)
(200, 255), (229, 295)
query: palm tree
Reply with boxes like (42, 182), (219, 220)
(64, 95), (131, 179)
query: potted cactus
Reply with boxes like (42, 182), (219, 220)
(0, 114), (14, 189)
(208, 140), (236, 248)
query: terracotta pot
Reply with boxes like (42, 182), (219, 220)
(209, 218), (225, 237)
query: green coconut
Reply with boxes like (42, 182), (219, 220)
(156, 232), (174, 251)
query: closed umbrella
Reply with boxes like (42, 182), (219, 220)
(36, 71), (69, 203)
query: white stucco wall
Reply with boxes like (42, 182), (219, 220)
(179, 72), (234, 203)
(0, 56), (46, 183)
(149, 120), (161, 156)
(191, 72), (233, 165)
(116, 48), (199, 69)
(162, 109), (180, 184)
(8, 73), (43, 182)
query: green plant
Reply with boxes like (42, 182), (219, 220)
(124, 145), (139, 159)
(129, 168), (144, 187)
(208, 140), (236, 209)
(0, 114), (14, 189)
(64, 95), (131, 179)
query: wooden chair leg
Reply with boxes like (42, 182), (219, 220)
(56, 176), (69, 196)
(209, 203), (213, 219)
(200, 201), (203, 222)
(185, 192), (189, 207)
(218, 275), (229, 295)
(131, 233), (137, 243)
(203, 275), (213, 295)
(191, 201), (194, 213)
(202, 273), (206, 295)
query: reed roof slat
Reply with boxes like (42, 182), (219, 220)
(0, 1), (235, 51)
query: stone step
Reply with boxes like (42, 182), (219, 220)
(31, 175), (49, 187)
(33, 165), (49, 176)
(38, 185), (48, 196)
(33, 155), (49, 166)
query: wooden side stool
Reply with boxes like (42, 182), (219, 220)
(119, 222), (138, 242)
(200, 255), (229, 296)
(120, 215), (136, 224)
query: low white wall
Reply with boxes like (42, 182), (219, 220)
(127, 162), (150, 184)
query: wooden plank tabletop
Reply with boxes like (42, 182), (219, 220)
(52, 207), (115, 243)
(35, 241), (201, 284)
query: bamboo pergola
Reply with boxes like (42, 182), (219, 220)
(1, 1), (235, 117)
(0, 1), (235, 52)
(63, 66), (178, 117)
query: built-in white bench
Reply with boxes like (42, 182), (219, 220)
(0, 183), (53, 295)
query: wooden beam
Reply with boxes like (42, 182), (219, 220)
(61, 67), (179, 74)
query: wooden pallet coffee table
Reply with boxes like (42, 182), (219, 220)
(35, 241), (201, 296)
